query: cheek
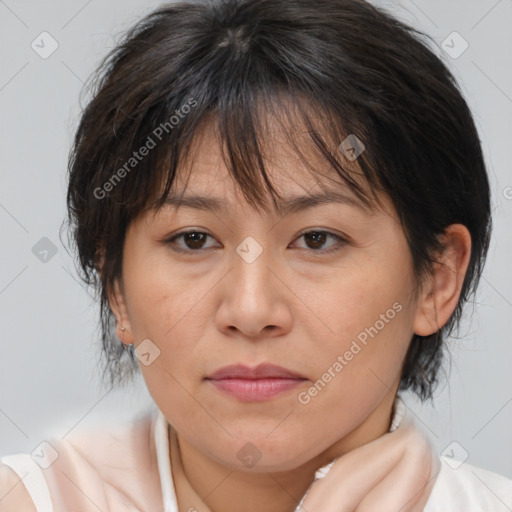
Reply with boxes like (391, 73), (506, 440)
(294, 302), (414, 449)
(123, 253), (231, 368)
(308, 252), (416, 400)
(320, 254), (413, 345)
(308, 301), (413, 401)
(122, 248), (201, 337)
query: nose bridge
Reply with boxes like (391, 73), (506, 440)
(214, 233), (292, 338)
(232, 234), (274, 303)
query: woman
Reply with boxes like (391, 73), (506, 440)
(1, 0), (511, 510)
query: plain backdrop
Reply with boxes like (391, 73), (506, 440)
(1, 0), (511, 480)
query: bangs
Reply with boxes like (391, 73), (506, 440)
(139, 88), (384, 221)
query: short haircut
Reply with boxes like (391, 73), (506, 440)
(64, 0), (492, 400)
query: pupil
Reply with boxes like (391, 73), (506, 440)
(186, 232), (205, 249)
(306, 232), (325, 249)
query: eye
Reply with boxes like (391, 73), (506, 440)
(291, 230), (348, 253)
(163, 230), (219, 253)
(162, 229), (348, 254)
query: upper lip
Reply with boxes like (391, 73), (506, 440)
(206, 363), (306, 380)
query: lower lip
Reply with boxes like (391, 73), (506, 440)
(206, 378), (306, 402)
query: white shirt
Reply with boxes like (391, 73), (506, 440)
(2, 398), (511, 511)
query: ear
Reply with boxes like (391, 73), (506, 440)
(413, 224), (472, 336)
(108, 277), (135, 345)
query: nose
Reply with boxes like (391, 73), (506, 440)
(214, 247), (293, 340)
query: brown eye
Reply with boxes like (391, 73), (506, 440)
(164, 231), (217, 252)
(293, 230), (348, 253)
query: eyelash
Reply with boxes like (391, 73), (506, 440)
(162, 229), (349, 255)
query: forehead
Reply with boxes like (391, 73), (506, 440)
(166, 114), (377, 215)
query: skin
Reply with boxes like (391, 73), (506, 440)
(109, 118), (471, 512)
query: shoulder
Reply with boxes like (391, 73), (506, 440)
(425, 456), (512, 511)
(57, 407), (158, 476)
(0, 463), (37, 512)
(0, 407), (161, 512)
(51, 408), (164, 509)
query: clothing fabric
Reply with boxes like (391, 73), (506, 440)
(1, 397), (511, 511)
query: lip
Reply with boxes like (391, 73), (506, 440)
(205, 364), (307, 402)
(206, 363), (306, 380)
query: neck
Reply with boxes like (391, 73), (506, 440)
(173, 392), (397, 512)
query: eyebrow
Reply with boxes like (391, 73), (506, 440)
(161, 189), (374, 216)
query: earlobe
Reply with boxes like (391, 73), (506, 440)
(413, 224), (472, 337)
(108, 278), (135, 345)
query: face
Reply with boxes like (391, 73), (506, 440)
(112, 119), (424, 473)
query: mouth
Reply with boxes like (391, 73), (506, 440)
(205, 363), (307, 402)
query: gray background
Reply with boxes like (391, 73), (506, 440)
(1, 0), (511, 480)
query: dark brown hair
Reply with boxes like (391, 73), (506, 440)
(63, 0), (492, 400)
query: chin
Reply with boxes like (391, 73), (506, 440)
(205, 435), (317, 473)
